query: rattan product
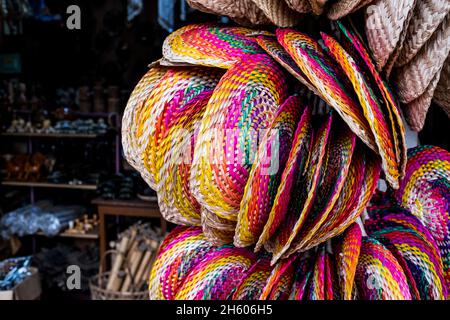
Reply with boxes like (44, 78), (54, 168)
(122, 65), (168, 188)
(255, 105), (313, 252)
(305, 247), (326, 300)
(355, 237), (412, 300)
(175, 246), (256, 300)
(433, 55), (450, 118)
(285, 122), (356, 258)
(327, 0), (374, 20)
(308, 0), (328, 15)
(322, 32), (399, 188)
(148, 227), (216, 300)
(393, 146), (450, 242)
(265, 114), (332, 263)
(395, 15), (450, 104)
(364, 0), (417, 73)
(201, 207), (236, 245)
(256, 35), (319, 95)
(190, 54), (288, 222)
(396, 0), (450, 67)
(289, 254), (313, 300)
(235, 96), (303, 247)
(186, 0), (270, 25)
(162, 24), (267, 69)
(337, 19), (407, 178)
(285, 0), (312, 13)
(277, 28), (377, 152)
(233, 256), (274, 300)
(251, 0), (300, 27)
(259, 255), (296, 300)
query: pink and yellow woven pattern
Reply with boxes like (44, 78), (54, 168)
(232, 257), (273, 300)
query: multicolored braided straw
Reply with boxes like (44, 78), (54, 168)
(235, 96), (303, 247)
(175, 246), (256, 300)
(321, 32), (399, 189)
(333, 223), (362, 300)
(255, 104), (313, 252)
(190, 54), (288, 222)
(201, 207), (236, 246)
(276, 28), (377, 153)
(233, 256), (274, 300)
(355, 237), (412, 300)
(289, 254), (313, 300)
(149, 226), (216, 300)
(393, 146), (450, 242)
(259, 254), (296, 300)
(286, 120), (356, 257)
(266, 114), (332, 263)
(138, 66), (223, 226)
(162, 24), (268, 69)
(336, 19), (407, 177)
(305, 247), (326, 300)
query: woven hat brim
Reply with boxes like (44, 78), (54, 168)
(433, 55), (450, 117)
(285, 0), (312, 13)
(259, 254), (296, 299)
(252, 0), (301, 27)
(327, 0), (373, 20)
(233, 257), (273, 300)
(305, 247), (326, 300)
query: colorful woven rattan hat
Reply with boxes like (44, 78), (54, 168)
(305, 247), (326, 300)
(255, 105), (313, 252)
(355, 237), (412, 300)
(289, 254), (313, 299)
(190, 54), (288, 222)
(232, 256), (274, 299)
(259, 254), (296, 299)
(162, 24), (268, 69)
(235, 96), (303, 247)
(277, 28), (377, 153)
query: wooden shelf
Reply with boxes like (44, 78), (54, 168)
(37, 230), (99, 240)
(2, 181), (97, 190)
(1, 132), (99, 138)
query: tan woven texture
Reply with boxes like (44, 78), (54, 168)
(285, 0), (312, 13)
(364, 0), (417, 72)
(252, 0), (300, 27)
(433, 55), (450, 118)
(328, 0), (374, 20)
(395, 15), (450, 104)
(308, 0), (328, 15)
(396, 0), (450, 67)
(186, 0), (270, 25)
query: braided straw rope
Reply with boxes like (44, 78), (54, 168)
(162, 24), (267, 69)
(364, 0), (417, 72)
(285, 0), (312, 13)
(232, 257), (274, 299)
(251, 0), (300, 27)
(186, 0), (270, 25)
(235, 96), (303, 247)
(148, 227), (215, 300)
(265, 114), (332, 264)
(396, 0), (450, 67)
(285, 122), (356, 258)
(259, 255), (296, 299)
(175, 246), (255, 299)
(393, 146), (450, 242)
(322, 32), (399, 188)
(138, 67), (223, 226)
(355, 237), (412, 300)
(333, 223), (362, 300)
(433, 55), (450, 118)
(327, 0), (374, 20)
(305, 247), (326, 300)
(289, 255), (313, 300)
(255, 105), (313, 252)
(337, 19), (407, 178)
(201, 207), (236, 246)
(395, 15), (450, 104)
(256, 35), (319, 95)
(190, 54), (288, 222)
(277, 29), (377, 152)
(403, 69), (443, 131)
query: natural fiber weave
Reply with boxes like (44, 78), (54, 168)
(265, 114), (332, 263)
(260, 255), (296, 299)
(308, 0), (328, 15)
(395, 15), (450, 104)
(233, 257), (274, 300)
(251, 0), (300, 27)
(305, 247), (326, 300)
(285, 0), (312, 13)
(277, 28), (377, 152)
(190, 54), (288, 222)
(364, 0), (417, 72)
(235, 96), (303, 247)
(255, 105), (313, 252)
(289, 255), (313, 300)
(355, 237), (412, 300)
(327, 0), (374, 20)
(396, 0), (450, 67)
(162, 24), (267, 69)
(433, 55), (450, 118)
(175, 246), (255, 300)
(322, 32), (399, 188)
(201, 208), (236, 246)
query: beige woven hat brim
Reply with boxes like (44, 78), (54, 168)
(328, 0), (374, 20)
(252, 0), (300, 27)
(433, 55), (450, 118)
(364, 0), (417, 72)
(395, 0), (450, 67)
(308, 0), (328, 15)
(395, 15), (450, 104)
(285, 0), (312, 13)
(404, 69), (442, 131)
(187, 0), (270, 25)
